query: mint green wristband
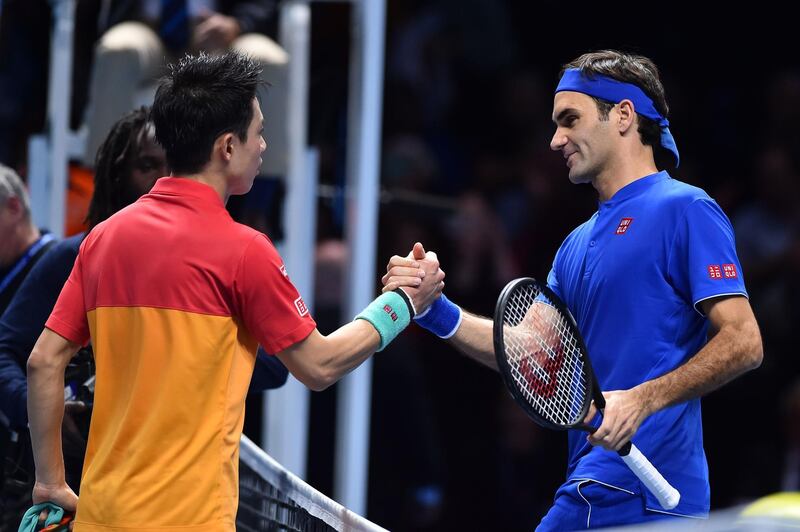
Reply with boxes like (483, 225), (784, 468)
(355, 291), (412, 351)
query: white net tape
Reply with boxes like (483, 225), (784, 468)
(238, 435), (388, 532)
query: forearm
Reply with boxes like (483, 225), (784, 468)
(315, 320), (381, 386)
(277, 321), (380, 391)
(448, 310), (498, 371)
(636, 320), (762, 415)
(27, 350), (69, 485)
(280, 256), (444, 390)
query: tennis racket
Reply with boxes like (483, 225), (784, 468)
(40, 515), (74, 531)
(493, 277), (680, 510)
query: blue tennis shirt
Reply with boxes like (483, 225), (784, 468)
(546, 171), (747, 517)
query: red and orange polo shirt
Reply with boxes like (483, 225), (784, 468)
(46, 177), (316, 531)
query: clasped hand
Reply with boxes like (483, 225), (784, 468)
(382, 242), (445, 315)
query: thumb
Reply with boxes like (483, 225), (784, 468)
(412, 242), (426, 260)
(583, 401), (599, 425)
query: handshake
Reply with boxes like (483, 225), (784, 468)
(380, 242), (462, 339)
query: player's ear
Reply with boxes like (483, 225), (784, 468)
(617, 99), (635, 134)
(214, 132), (236, 163)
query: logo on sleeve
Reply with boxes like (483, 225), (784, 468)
(722, 264), (738, 279)
(294, 297), (309, 316)
(707, 265), (722, 279)
(383, 304), (398, 322)
(280, 264), (288, 277)
(708, 264), (738, 280)
(615, 217), (634, 235)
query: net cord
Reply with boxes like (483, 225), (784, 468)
(239, 435), (389, 532)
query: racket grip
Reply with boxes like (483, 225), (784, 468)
(619, 443), (680, 510)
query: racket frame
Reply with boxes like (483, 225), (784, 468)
(494, 277), (602, 432)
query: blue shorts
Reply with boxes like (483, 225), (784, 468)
(536, 479), (694, 530)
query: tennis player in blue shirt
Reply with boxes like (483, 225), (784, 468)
(383, 50), (763, 529)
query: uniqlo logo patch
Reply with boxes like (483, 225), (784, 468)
(615, 217), (633, 235)
(722, 264), (738, 279)
(383, 304), (398, 322)
(707, 265), (722, 279)
(294, 297), (309, 316)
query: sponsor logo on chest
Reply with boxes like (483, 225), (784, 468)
(615, 217), (634, 235)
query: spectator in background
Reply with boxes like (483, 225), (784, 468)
(0, 165), (56, 316)
(81, 0), (289, 185)
(732, 146), (800, 342)
(765, 71), (800, 152)
(0, 0), (101, 170)
(447, 192), (517, 304)
(0, 107), (166, 528)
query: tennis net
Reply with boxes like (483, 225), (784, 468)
(237, 435), (388, 532)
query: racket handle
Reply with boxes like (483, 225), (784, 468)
(618, 443), (680, 510)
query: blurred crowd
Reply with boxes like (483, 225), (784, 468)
(1, 0), (799, 531)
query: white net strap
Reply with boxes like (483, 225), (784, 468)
(239, 435), (389, 532)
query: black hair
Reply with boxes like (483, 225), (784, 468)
(86, 107), (152, 229)
(151, 51), (262, 175)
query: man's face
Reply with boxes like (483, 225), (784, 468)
(228, 98), (267, 195)
(550, 91), (615, 184)
(0, 196), (24, 266)
(128, 124), (168, 200)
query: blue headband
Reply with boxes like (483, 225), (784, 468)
(555, 68), (679, 167)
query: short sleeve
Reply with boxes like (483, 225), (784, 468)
(45, 249), (90, 345)
(668, 199), (748, 314)
(546, 265), (563, 302)
(233, 235), (316, 353)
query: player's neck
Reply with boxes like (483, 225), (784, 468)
(179, 171), (229, 202)
(594, 152), (658, 202)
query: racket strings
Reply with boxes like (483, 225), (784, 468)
(503, 285), (589, 426)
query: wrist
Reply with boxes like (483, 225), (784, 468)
(392, 287), (417, 318)
(355, 290), (413, 351)
(634, 381), (658, 418)
(414, 293), (462, 338)
(34, 476), (66, 490)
